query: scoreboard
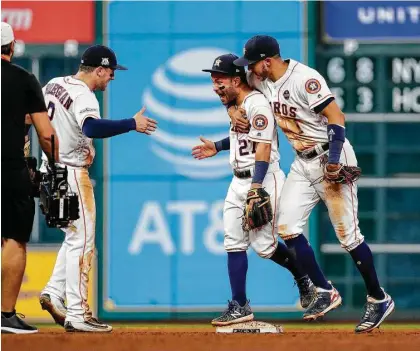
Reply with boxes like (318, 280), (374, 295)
(317, 48), (420, 114)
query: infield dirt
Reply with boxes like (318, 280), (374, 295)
(2, 325), (420, 351)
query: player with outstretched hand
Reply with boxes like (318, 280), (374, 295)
(230, 35), (394, 333)
(193, 54), (317, 326)
(38, 45), (157, 333)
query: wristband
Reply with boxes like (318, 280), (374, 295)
(215, 137), (230, 152)
(327, 124), (345, 164)
(252, 161), (269, 184)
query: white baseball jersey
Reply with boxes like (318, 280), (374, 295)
(42, 76), (101, 168)
(247, 59), (364, 252)
(229, 90), (279, 170)
(248, 59), (333, 152)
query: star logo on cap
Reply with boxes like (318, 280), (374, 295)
(214, 58), (222, 67)
(101, 57), (110, 66)
(243, 47), (246, 55)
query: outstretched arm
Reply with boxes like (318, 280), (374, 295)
(82, 107), (157, 139)
(191, 136), (229, 160)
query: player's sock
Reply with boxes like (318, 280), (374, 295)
(228, 251), (248, 307)
(1, 310), (15, 318)
(285, 234), (332, 290)
(349, 242), (385, 300)
(270, 243), (305, 280)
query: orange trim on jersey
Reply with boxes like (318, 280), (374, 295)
(64, 76), (87, 88)
(270, 173), (278, 250)
(242, 91), (263, 105)
(73, 170), (88, 315)
(309, 93), (333, 110)
(343, 149), (358, 243)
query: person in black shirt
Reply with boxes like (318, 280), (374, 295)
(1, 22), (59, 334)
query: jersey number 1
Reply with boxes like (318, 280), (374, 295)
(47, 101), (55, 121)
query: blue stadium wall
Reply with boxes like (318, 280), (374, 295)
(97, 0), (314, 321)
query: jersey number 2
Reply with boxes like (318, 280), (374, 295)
(239, 139), (257, 156)
(47, 101), (55, 121)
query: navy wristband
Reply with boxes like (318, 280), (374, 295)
(327, 124), (345, 164)
(215, 137), (230, 152)
(252, 161), (269, 184)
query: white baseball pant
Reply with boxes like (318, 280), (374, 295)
(224, 163), (286, 258)
(42, 168), (95, 322)
(278, 140), (365, 251)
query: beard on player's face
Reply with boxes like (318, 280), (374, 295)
(95, 68), (114, 91)
(249, 60), (269, 80)
(211, 76), (239, 105)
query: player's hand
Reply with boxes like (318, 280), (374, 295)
(133, 107), (158, 135)
(191, 136), (217, 160)
(248, 183), (262, 208)
(324, 163), (342, 182)
(228, 107), (250, 133)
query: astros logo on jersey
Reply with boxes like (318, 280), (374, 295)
(253, 115), (268, 130)
(305, 78), (321, 94)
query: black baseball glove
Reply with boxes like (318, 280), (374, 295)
(242, 188), (273, 232)
(323, 164), (362, 185)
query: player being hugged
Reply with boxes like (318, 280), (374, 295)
(193, 54), (317, 326)
(231, 35), (395, 333)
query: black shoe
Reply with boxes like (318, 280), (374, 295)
(1, 312), (38, 334)
(296, 275), (317, 309)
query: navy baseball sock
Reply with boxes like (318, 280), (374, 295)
(228, 251), (248, 307)
(285, 235), (332, 290)
(349, 242), (385, 300)
(270, 242), (306, 280)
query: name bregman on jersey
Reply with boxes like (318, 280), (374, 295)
(44, 82), (73, 110)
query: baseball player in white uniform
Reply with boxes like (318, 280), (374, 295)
(38, 45), (157, 332)
(231, 35), (395, 333)
(193, 54), (316, 326)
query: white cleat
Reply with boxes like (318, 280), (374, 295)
(64, 318), (113, 333)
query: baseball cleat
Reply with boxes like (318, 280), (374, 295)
(303, 285), (342, 320)
(1, 312), (38, 334)
(355, 289), (395, 334)
(39, 293), (67, 327)
(296, 275), (317, 309)
(64, 318), (113, 333)
(211, 300), (254, 326)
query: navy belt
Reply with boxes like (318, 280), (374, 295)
(233, 169), (252, 179)
(297, 143), (329, 160)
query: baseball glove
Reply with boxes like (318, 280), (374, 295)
(242, 188), (273, 232)
(323, 164), (362, 184)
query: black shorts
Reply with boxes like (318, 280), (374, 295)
(1, 167), (35, 243)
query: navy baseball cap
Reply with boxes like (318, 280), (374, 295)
(202, 54), (245, 77)
(234, 35), (280, 66)
(81, 45), (127, 70)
